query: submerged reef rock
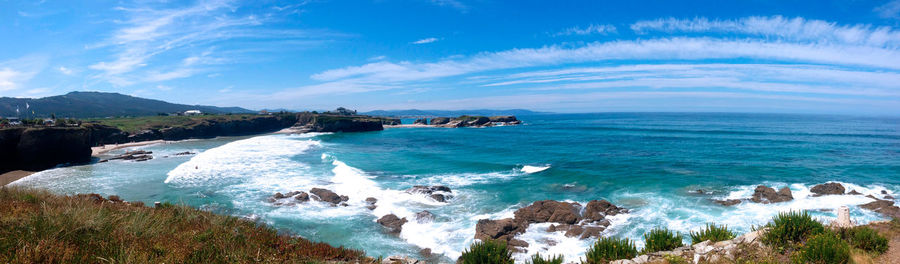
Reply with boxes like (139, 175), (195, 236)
(101, 150), (154, 162)
(750, 185), (793, 204)
(405, 185), (453, 202)
(415, 210), (435, 223)
(475, 199), (626, 252)
(713, 199), (742, 206)
(377, 214), (408, 234)
(810, 182), (846, 196)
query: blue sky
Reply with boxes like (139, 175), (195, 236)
(2, 0), (900, 114)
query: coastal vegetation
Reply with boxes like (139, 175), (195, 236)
(690, 223), (737, 244)
(0, 187), (369, 263)
(459, 239), (514, 264)
(641, 227), (685, 253)
(583, 237), (639, 263)
(528, 253), (564, 264)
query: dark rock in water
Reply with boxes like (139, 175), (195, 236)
(583, 200), (627, 222)
(475, 218), (523, 242)
(750, 185), (793, 204)
(295, 192), (309, 202)
(173, 151), (195, 156)
(887, 195), (895, 200)
(848, 190), (862, 195)
(365, 197), (377, 210)
(310, 188), (345, 205)
(580, 226), (605, 239)
(563, 225), (584, 237)
(377, 214), (408, 233)
(507, 238), (529, 249)
(860, 199), (900, 219)
(811, 183), (845, 196)
(415, 210), (435, 223)
(413, 118), (427, 125)
(713, 199), (742, 206)
(514, 200), (581, 225)
(273, 192), (286, 199)
(406, 185), (453, 202)
(429, 117), (450, 125)
(380, 118), (401, 126)
(419, 248), (432, 258)
(883, 190), (889, 195)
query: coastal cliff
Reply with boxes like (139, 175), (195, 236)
(0, 127), (93, 173)
(1, 113), (389, 174)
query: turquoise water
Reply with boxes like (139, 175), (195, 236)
(13, 113), (900, 262)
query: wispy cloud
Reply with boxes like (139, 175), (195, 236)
(411, 37), (440, 44)
(428, 0), (468, 12)
(0, 55), (47, 92)
(57, 66), (74, 76)
(630, 16), (900, 48)
(553, 24), (617, 36)
(88, 0), (331, 86)
(876, 0), (900, 19)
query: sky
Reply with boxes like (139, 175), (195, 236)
(2, 0), (900, 114)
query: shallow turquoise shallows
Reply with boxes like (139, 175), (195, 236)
(14, 113), (900, 262)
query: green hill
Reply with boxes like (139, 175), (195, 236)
(0, 91), (253, 118)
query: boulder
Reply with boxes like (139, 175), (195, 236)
(415, 210), (435, 223)
(365, 197), (378, 210)
(474, 218), (523, 242)
(377, 214), (408, 234)
(713, 199), (742, 206)
(583, 200), (627, 222)
(811, 183), (845, 196)
(310, 188), (345, 205)
(413, 118), (427, 125)
(860, 199), (900, 219)
(295, 192), (310, 202)
(848, 190), (862, 195)
(514, 200), (581, 225)
(750, 185), (793, 204)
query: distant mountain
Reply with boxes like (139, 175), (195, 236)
(362, 109), (549, 117)
(0, 91), (254, 118)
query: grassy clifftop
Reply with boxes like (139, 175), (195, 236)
(0, 187), (369, 264)
(88, 114), (287, 133)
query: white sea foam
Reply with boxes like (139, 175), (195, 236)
(164, 134), (322, 187)
(520, 165), (551, 174)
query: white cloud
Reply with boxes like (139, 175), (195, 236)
(630, 16), (900, 48)
(156, 85), (173, 91)
(0, 68), (23, 91)
(0, 55), (47, 92)
(57, 66), (74, 75)
(876, 0), (900, 19)
(554, 24), (617, 36)
(411, 37), (440, 44)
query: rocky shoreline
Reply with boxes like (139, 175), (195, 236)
(402, 115), (523, 128)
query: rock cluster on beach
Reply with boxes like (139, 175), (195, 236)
(99, 150), (154, 162)
(475, 199), (627, 252)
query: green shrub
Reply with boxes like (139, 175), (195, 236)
(837, 226), (889, 255)
(583, 237), (639, 264)
(459, 240), (514, 264)
(690, 223), (736, 244)
(797, 232), (850, 264)
(761, 211), (824, 249)
(663, 254), (688, 264)
(529, 253), (563, 264)
(642, 228), (684, 253)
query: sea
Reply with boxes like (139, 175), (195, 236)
(12, 113), (900, 263)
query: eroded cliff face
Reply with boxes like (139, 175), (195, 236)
(1, 127), (93, 173)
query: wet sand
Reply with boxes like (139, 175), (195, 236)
(1, 170), (34, 186)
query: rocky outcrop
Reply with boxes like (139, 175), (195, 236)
(608, 229), (767, 264)
(811, 182), (845, 196)
(475, 199), (626, 252)
(377, 214), (408, 233)
(406, 185), (453, 202)
(860, 198), (900, 219)
(413, 118), (427, 125)
(99, 150), (153, 162)
(381, 118), (401, 126)
(310, 188), (349, 205)
(415, 210), (434, 223)
(489, 116), (517, 122)
(1, 127), (93, 173)
(365, 197), (378, 210)
(713, 199), (742, 206)
(429, 117), (450, 125)
(750, 185), (793, 204)
(294, 113), (384, 133)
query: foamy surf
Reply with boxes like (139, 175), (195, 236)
(520, 165), (551, 173)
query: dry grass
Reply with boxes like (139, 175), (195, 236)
(0, 187), (369, 264)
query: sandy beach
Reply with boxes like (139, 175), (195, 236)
(1, 170), (34, 186)
(91, 140), (167, 156)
